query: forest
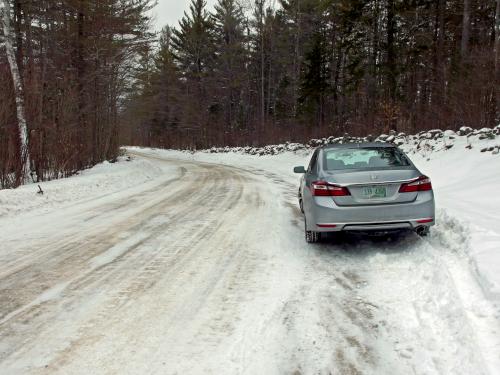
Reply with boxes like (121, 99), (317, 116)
(0, 0), (155, 188)
(124, 0), (499, 149)
(1, 0), (500, 188)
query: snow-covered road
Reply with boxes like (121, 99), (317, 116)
(1, 150), (499, 374)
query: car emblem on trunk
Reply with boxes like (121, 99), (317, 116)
(370, 174), (379, 181)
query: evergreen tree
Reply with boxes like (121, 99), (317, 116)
(150, 27), (182, 146)
(170, 0), (215, 147)
(212, 0), (247, 133)
(299, 30), (329, 127)
(171, 0), (215, 81)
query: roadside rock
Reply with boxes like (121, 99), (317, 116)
(197, 124), (500, 157)
(458, 126), (473, 136)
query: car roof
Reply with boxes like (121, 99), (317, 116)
(321, 142), (396, 150)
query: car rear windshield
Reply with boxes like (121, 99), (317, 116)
(323, 147), (410, 170)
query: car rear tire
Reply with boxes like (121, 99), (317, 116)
(305, 218), (320, 243)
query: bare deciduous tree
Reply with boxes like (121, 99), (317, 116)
(1, 0), (29, 181)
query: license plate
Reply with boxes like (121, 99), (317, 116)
(362, 186), (387, 199)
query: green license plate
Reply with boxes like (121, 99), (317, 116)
(362, 186), (387, 198)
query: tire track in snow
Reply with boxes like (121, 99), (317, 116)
(0, 167), (192, 324)
(0, 159), (246, 368)
(39, 160), (269, 374)
(0, 167), (188, 297)
(0, 166), (188, 280)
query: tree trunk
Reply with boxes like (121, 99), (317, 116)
(386, 0), (397, 101)
(13, 0), (22, 73)
(461, 0), (470, 60)
(260, 1), (265, 132)
(1, 0), (30, 181)
(495, 0), (500, 120)
(293, 0), (301, 117)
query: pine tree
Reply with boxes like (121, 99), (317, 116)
(212, 0), (247, 133)
(150, 27), (182, 146)
(171, 0), (215, 146)
(299, 30), (329, 127)
(171, 0), (215, 82)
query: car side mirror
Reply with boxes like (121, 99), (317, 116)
(294, 166), (306, 174)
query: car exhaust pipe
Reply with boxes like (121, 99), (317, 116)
(415, 226), (428, 236)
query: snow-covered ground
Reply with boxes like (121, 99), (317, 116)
(144, 131), (500, 300)
(0, 156), (170, 217)
(1, 132), (499, 374)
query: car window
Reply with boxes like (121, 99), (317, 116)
(308, 150), (319, 173)
(323, 147), (410, 170)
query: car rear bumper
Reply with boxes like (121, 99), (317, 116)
(306, 191), (435, 232)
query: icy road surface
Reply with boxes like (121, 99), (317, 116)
(0, 151), (499, 374)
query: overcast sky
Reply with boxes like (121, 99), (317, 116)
(151, 0), (218, 30)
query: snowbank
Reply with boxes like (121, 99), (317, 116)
(194, 125), (500, 157)
(407, 136), (500, 300)
(0, 155), (164, 218)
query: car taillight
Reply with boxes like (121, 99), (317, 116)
(399, 176), (432, 193)
(311, 181), (351, 196)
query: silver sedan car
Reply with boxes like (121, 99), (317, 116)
(294, 143), (435, 243)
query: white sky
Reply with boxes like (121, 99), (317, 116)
(151, 0), (218, 30)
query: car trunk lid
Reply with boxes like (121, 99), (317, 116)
(323, 169), (419, 206)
